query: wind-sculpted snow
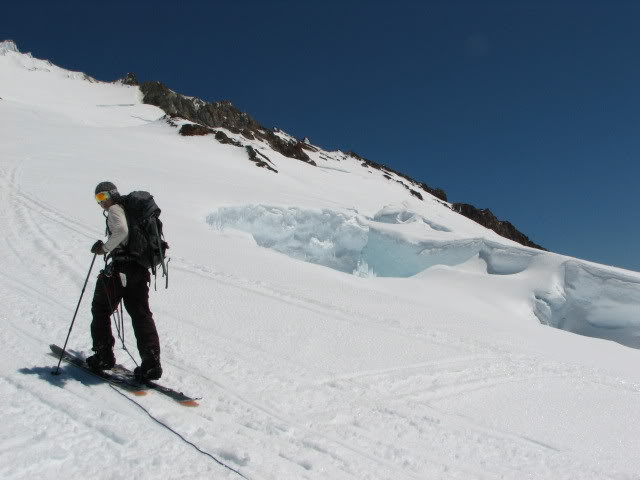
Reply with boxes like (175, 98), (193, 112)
(372, 204), (451, 232)
(209, 204), (640, 350)
(207, 204), (541, 278)
(0, 40), (19, 54)
(207, 205), (371, 275)
(534, 262), (640, 348)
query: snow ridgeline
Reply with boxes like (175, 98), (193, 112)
(207, 204), (640, 348)
(0, 39), (95, 82)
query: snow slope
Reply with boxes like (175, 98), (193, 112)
(2, 41), (640, 479)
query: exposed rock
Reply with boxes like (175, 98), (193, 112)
(163, 115), (179, 128)
(215, 130), (243, 147)
(301, 142), (319, 152)
(246, 146), (278, 173)
(141, 82), (259, 130)
(268, 137), (314, 164)
(452, 203), (546, 250)
(139, 81), (313, 164)
(179, 124), (214, 136)
(116, 72), (139, 86)
(418, 182), (447, 203)
(241, 128), (255, 140)
(348, 151), (448, 202)
(347, 150), (366, 162)
(409, 189), (423, 200)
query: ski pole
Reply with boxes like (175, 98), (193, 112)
(52, 252), (98, 375)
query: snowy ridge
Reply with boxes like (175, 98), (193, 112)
(0, 40), (20, 54)
(0, 43), (163, 127)
(2, 43), (640, 479)
(0, 40), (96, 82)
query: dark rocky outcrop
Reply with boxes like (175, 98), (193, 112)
(140, 81), (314, 165)
(408, 189), (423, 200)
(301, 142), (319, 152)
(141, 81), (259, 131)
(347, 151), (448, 202)
(116, 72), (139, 86)
(302, 137), (319, 152)
(179, 123), (248, 150)
(246, 146), (277, 173)
(215, 130), (243, 147)
(452, 203), (546, 250)
(179, 124), (214, 136)
(271, 138), (314, 163)
(417, 182), (447, 204)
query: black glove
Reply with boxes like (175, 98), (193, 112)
(91, 240), (106, 255)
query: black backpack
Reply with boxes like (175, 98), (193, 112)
(116, 191), (169, 287)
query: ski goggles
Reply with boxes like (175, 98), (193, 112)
(95, 191), (111, 203)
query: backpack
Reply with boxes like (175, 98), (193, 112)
(116, 191), (169, 288)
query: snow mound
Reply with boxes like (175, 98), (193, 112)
(372, 203), (451, 232)
(207, 205), (541, 278)
(534, 262), (640, 348)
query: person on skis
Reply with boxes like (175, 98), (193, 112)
(86, 181), (163, 380)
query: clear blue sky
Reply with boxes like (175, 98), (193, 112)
(4, 1), (639, 271)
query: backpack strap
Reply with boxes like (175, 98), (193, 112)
(103, 210), (111, 235)
(151, 219), (169, 289)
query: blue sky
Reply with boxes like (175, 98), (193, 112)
(3, 1), (639, 271)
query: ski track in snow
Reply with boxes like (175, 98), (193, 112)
(0, 159), (636, 480)
(4, 224), (633, 479)
(2, 186), (638, 479)
(127, 256), (638, 479)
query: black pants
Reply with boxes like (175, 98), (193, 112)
(90, 261), (160, 357)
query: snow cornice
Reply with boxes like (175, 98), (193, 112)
(0, 39), (21, 55)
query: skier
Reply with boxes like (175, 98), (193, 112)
(86, 181), (163, 380)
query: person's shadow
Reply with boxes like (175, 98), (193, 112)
(20, 349), (104, 388)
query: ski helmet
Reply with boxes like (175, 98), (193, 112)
(94, 181), (119, 197)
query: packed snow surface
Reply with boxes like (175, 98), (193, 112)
(2, 42), (640, 479)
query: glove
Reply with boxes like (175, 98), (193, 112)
(91, 240), (107, 255)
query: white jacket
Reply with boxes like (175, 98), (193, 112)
(104, 204), (128, 253)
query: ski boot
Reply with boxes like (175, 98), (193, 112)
(86, 345), (116, 370)
(134, 348), (162, 380)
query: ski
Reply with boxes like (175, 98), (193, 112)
(49, 344), (148, 396)
(111, 358), (200, 407)
(50, 344), (199, 407)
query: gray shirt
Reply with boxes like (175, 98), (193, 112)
(104, 204), (129, 253)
